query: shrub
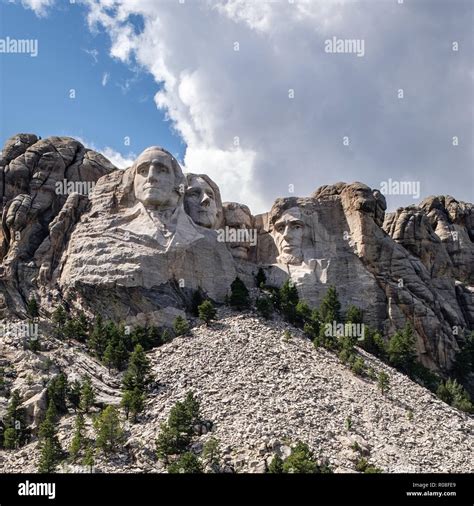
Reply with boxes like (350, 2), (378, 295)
(255, 268), (266, 288)
(198, 300), (217, 324)
(173, 316), (190, 337)
(437, 379), (473, 413)
(256, 296), (274, 319)
(350, 357), (366, 377)
(229, 277), (251, 310)
(282, 442), (319, 473)
(69, 413), (85, 461)
(268, 454), (284, 473)
(168, 452), (203, 473)
(360, 327), (387, 359)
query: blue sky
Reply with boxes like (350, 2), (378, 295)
(0, 0), (472, 213)
(0, 1), (185, 163)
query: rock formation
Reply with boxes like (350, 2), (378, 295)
(0, 134), (472, 379)
(1, 308), (473, 473)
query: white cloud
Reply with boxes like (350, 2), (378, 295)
(21, 0), (474, 214)
(18, 0), (54, 17)
(101, 72), (109, 86)
(73, 136), (135, 170)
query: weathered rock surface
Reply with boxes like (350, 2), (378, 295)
(1, 309), (472, 473)
(0, 134), (115, 315)
(0, 134), (472, 383)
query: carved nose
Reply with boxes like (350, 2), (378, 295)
(147, 165), (160, 181)
(201, 194), (210, 206)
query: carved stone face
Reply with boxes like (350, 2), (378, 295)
(133, 148), (179, 209)
(272, 207), (305, 265)
(224, 205), (253, 260)
(185, 176), (218, 228)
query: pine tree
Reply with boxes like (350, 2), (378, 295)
(156, 391), (201, 460)
(173, 316), (190, 337)
(67, 380), (82, 411)
(198, 300), (217, 324)
(69, 413), (85, 461)
(82, 444), (95, 470)
(88, 315), (107, 358)
(4, 390), (27, 448)
(27, 296), (39, 319)
(256, 296), (273, 319)
(229, 277), (250, 310)
(377, 371), (390, 396)
(47, 373), (68, 414)
(202, 437), (221, 471)
(268, 454), (284, 473)
(279, 280), (299, 324)
(319, 286), (341, 324)
(94, 406), (124, 455)
(79, 378), (95, 413)
(168, 452), (203, 473)
(282, 442), (319, 473)
(38, 437), (62, 473)
(3, 428), (17, 449)
(121, 387), (145, 422)
(255, 267), (266, 288)
(388, 323), (417, 373)
(37, 400), (62, 473)
(122, 344), (151, 391)
(52, 304), (67, 326)
(295, 301), (311, 326)
(345, 305), (363, 324)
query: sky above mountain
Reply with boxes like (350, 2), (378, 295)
(1, 0), (472, 214)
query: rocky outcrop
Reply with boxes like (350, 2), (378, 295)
(1, 309), (472, 473)
(0, 134), (116, 316)
(0, 135), (472, 378)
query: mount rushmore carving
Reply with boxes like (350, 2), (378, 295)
(0, 134), (473, 379)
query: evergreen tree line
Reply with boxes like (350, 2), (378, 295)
(51, 306), (173, 372)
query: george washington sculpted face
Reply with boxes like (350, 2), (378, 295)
(133, 147), (182, 210)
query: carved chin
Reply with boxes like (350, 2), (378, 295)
(231, 246), (249, 259)
(277, 252), (303, 265)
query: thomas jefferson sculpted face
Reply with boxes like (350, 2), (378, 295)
(133, 147), (181, 210)
(185, 175), (218, 229)
(273, 207), (305, 265)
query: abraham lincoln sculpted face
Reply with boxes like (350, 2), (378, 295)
(133, 147), (181, 210)
(272, 207), (305, 265)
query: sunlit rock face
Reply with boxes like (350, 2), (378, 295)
(57, 146), (236, 325)
(222, 202), (255, 262)
(0, 134), (472, 376)
(0, 134), (115, 315)
(184, 173), (224, 230)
